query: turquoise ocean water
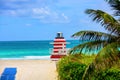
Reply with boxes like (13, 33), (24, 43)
(0, 40), (80, 60)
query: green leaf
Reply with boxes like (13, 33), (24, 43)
(85, 9), (120, 35)
(69, 40), (107, 54)
(105, 0), (120, 16)
(82, 42), (120, 80)
(72, 30), (117, 41)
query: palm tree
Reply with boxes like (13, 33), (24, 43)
(106, 0), (120, 16)
(70, 0), (120, 79)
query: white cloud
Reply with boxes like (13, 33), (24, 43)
(8, 0), (26, 1)
(25, 23), (32, 26)
(1, 6), (70, 23)
(0, 9), (29, 16)
(8, 10), (17, 16)
(32, 7), (50, 15)
(31, 7), (70, 23)
(0, 0), (70, 23)
(31, 7), (50, 19)
(0, 10), (17, 16)
(62, 13), (68, 20)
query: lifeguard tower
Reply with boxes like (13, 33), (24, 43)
(50, 32), (69, 61)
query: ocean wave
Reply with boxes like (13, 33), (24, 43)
(0, 56), (50, 60)
(24, 56), (50, 60)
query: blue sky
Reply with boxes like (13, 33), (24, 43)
(0, 0), (112, 41)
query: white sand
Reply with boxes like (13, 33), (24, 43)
(0, 60), (58, 80)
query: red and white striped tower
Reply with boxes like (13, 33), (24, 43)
(50, 32), (68, 61)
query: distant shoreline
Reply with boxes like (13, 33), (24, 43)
(0, 55), (51, 60)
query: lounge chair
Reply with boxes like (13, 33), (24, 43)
(0, 68), (17, 80)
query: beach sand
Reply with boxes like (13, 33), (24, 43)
(0, 60), (58, 80)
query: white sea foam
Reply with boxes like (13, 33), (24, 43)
(24, 56), (50, 60)
(0, 56), (50, 60)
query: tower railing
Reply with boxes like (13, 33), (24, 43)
(49, 48), (71, 55)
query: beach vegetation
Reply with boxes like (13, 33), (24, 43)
(57, 54), (120, 80)
(69, 0), (120, 79)
(57, 54), (94, 80)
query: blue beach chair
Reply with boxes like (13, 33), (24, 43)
(0, 68), (17, 80)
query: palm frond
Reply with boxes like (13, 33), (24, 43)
(94, 41), (120, 69)
(69, 40), (107, 54)
(72, 30), (117, 41)
(105, 0), (120, 16)
(82, 42), (120, 80)
(85, 9), (120, 35)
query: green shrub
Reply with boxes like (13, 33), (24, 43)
(57, 55), (87, 80)
(92, 69), (120, 80)
(57, 54), (120, 80)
